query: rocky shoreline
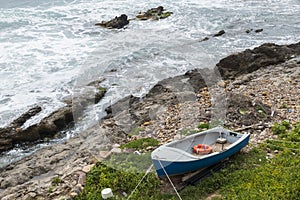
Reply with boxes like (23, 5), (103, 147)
(0, 42), (299, 199)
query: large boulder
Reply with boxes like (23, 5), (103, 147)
(216, 42), (300, 79)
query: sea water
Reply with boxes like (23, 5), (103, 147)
(0, 0), (299, 166)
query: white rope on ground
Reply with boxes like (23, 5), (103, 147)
(127, 164), (153, 200)
(157, 159), (183, 200)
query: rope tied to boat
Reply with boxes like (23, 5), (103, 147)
(127, 164), (153, 200)
(157, 159), (183, 200)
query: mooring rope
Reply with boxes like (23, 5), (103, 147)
(127, 164), (153, 200)
(157, 159), (183, 200)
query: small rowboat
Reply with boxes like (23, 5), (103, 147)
(151, 127), (250, 177)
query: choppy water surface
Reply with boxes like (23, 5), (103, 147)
(0, 0), (299, 166)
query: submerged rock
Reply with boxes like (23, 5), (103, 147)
(136, 6), (173, 20)
(95, 14), (129, 29)
(213, 30), (225, 37)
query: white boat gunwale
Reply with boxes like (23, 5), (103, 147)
(152, 127), (249, 162)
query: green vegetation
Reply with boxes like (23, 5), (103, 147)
(279, 102), (288, 109)
(256, 105), (267, 118)
(271, 120), (291, 135)
(128, 127), (144, 137)
(51, 176), (62, 186)
(120, 138), (159, 150)
(239, 108), (250, 115)
(75, 153), (175, 200)
(48, 187), (53, 193)
(197, 123), (210, 129)
(77, 121), (300, 200)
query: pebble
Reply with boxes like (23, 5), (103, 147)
(77, 171), (86, 186)
(81, 164), (95, 173)
(69, 192), (78, 198)
(112, 143), (120, 148)
(99, 151), (112, 159)
(110, 147), (122, 154)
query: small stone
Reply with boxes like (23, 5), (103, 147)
(143, 121), (151, 126)
(99, 151), (112, 159)
(255, 28), (263, 33)
(112, 143), (120, 148)
(70, 192), (78, 198)
(274, 150), (279, 154)
(28, 192), (37, 198)
(77, 171), (86, 186)
(16, 127), (23, 133)
(146, 146), (153, 151)
(122, 191), (128, 197)
(75, 184), (84, 192)
(110, 147), (122, 154)
(82, 164), (95, 173)
(213, 30), (225, 37)
(217, 81), (226, 88)
(173, 134), (182, 140)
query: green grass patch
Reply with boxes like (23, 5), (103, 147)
(75, 153), (175, 200)
(120, 138), (159, 150)
(197, 123), (210, 129)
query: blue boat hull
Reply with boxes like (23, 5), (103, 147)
(152, 134), (250, 177)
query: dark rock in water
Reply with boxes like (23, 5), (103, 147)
(0, 79), (107, 153)
(95, 14), (129, 29)
(213, 30), (225, 37)
(136, 6), (173, 20)
(255, 28), (263, 33)
(216, 42), (300, 79)
(245, 29), (253, 33)
(10, 106), (42, 127)
(200, 37), (209, 42)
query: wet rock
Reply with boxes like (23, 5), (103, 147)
(0, 80), (106, 153)
(11, 106), (42, 127)
(200, 37), (210, 42)
(255, 28), (263, 33)
(95, 14), (129, 29)
(216, 42), (300, 79)
(136, 6), (173, 20)
(246, 29), (253, 33)
(213, 30), (225, 37)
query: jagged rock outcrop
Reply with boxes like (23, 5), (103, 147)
(216, 42), (300, 79)
(95, 14), (129, 29)
(0, 81), (106, 153)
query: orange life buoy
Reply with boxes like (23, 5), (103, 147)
(193, 144), (213, 155)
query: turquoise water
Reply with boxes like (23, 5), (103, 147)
(0, 0), (299, 166)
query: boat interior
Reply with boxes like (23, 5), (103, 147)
(166, 129), (242, 155)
